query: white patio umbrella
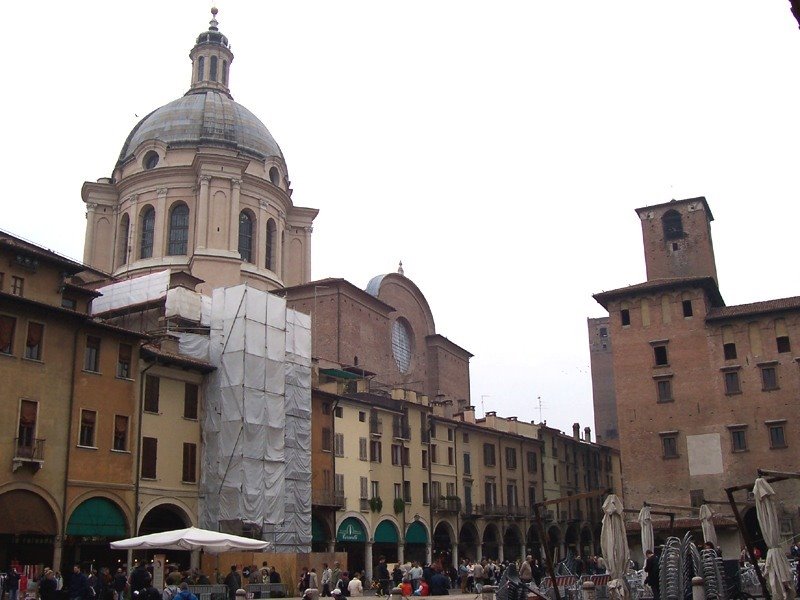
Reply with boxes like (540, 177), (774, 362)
(601, 495), (630, 600)
(699, 504), (718, 548)
(637, 506), (654, 564)
(110, 526), (271, 553)
(753, 478), (796, 600)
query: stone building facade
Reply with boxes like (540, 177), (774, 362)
(591, 197), (799, 551)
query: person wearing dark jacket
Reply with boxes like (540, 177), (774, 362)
(375, 557), (390, 595)
(644, 551), (660, 600)
(40, 570), (58, 600)
(129, 563), (149, 593)
(68, 565), (91, 600)
(224, 566), (242, 600)
(429, 572), (450, 596)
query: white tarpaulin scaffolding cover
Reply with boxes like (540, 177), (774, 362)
(91, 270), (171, 315)
(188, 285), (311, 553)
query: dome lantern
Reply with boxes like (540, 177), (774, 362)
(188, 7), (234, 98)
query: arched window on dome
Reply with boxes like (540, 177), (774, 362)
(139, 206), (155, 259)
(210, 56), (218, 82)
(222, 60), (228, 86)
(167, 203), (190, 256)
(197, 56), (205, 82)
(117, 214), (130, 268)
(662, 209), (684, 240)
(238, 211), (254, 263)
(269, 167), (280, 187)
(266, 218), (277, 271)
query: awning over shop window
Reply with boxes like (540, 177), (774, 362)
(405, 521), (428, 544)
(0, 490), (57, 535)
(375, 520), (399, 544)
(312, 516), (327, 543)
(67, 497), (127, 537)
(337, 517), (366, 543)
(320, 368), (360, 380)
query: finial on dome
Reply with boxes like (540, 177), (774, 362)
(209, 6), (219, 31)
(398, 261), (404, 276)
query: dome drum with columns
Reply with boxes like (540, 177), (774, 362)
(82, 9), (317, 295)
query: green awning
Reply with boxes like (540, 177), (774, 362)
(405, 521), (427, 544)
(320, 368), (360, 380)
(312, 516), (326, 543)
(374, 520), (399, 543)
(337, 517), (366, 543)
(66, 497), (127, 537)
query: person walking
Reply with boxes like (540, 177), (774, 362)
(375, 557), (390, 596)
(224, 566), (242, 600)
(7, 567), (21, 600)
(321, 563), (332, 597)
(519, 556), (533, 587)
(68, 564), (91, 600)
(644, 551), (660, 600)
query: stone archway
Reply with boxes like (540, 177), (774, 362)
(433, 521), (455, 566)
(0, 490), (58, 568)
(482, 523), (501, 560)
(526, 524), (542, 560)
(139, 503), (191, 535)
(580, 524), (593, 557)
(547, 525), (562, 561)
(503, 524), (523, 561)
(565, 523), (579, 555)
(458, 522), (480, 562)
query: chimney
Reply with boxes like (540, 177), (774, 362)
(463, 405), (476, 424)
(507, 416), (518, 434)
(584, 427), (592, 443)
(572, 423), (580, 441)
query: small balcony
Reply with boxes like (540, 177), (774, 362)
(359, 498), (370, 512)
(392, 424), (411, 440)
(432, 496), (461, 513)
(506, 504), (528, 519)
(13, 438), (45, 472)
(369, 418), (383, 436)
(313, 489), (346, 509)
(462, 503), (479, 518)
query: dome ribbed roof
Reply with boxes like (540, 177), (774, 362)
(117, 91), (283, 166)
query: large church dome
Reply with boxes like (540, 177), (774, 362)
(116, 8), (282, 168)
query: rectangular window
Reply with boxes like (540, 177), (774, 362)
(422, 482), (429, 505)
(446, 482), (456, 497)
(506, 482), (518, 507)
(620, 309), (630, 326)
(447, 428), (454, 441)
(661, 434), (678, 459)
(370, 440), (382, 463)
(84, 336), (101, 372)
(483, 443), (496, 467)
(403, 480), (412, 503)
(528, 485), (537, 507)
(776, 336), (791, 353)
(431, 444), (438, 464)
(334, 406), (343, 418)
(768, 424), (787, 449)
(463, 432), (470, 443)
(17, 399), (38, 453)
(334, 474), (344, 492)
(359, 437), (368, 461)
(359, 411), (366, 422)
(656, 379), (672, 402)
(653, 345), (668, 366)
(322, 402), (331, 415)
(0, 315), (15, 354)
(79, 409), (97, 447)
(484, 481), (497, 506)
(730, 428), (747, 452)
(761, 366), (778, 391)
(430, 423), (436, 439)
(391, 443), (401, 466)
(61, 296), (77, 310)
(447, 446), (454, 466)
(334, 433), (344, 457)
(724, 371), (741, 395)
(723, 342), (737, 360)
(421, 449), (428, 469)
(142, 437), (157, 478)
(505, 447), (517, 469)
(321, 427), (332, 452)
(184, 383), (199, 419)
(464, 485), (472, 510)
(403, 446), (410, 466)
(11, 276), (24, 296)
(113, 415), (129, 451)
(117, 343), (132, 378)
(144, 374), (160, 412)
(527, 451), (538, 473)
(394, 483), (402, 500)
(360, 476), (368, 499)
(682, 300), (693, 317)
(182, 442), (197, 482)
(463, 452), (471, 475)
(599, 327), (608, 338)
(371, 481), (379, 498)
(24, 322), (43, 360)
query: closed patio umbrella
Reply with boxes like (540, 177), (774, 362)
(601, 495), (630, 600)
(637, 506), (654, 564)
(699, 504), (718, 548)
(753, 478), (796, 600)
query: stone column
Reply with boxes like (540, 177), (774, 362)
(521, 542), (526, 561)
(452, 544), (459, 569)
(155, 188), (168, 256)
(426, 543), (432, 565)
(398, 543), (404, 564)
(257, 200), (269, 269)
(52, 536), (63, 573)
(303, 226), (313, 283)
(497, 541), (504, 563)
(196, 176), (211, 248)
(229, 178), (242, 253)
(328, 540), (336, 553)
(83, 203), (99, 264)
(190, 550), (200, 570)
(365, 541), (374, 581)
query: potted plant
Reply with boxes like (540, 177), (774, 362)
(369, 496), (383, 513)
(393, 497), (405, 514)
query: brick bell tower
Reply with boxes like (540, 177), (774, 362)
(635, 196), (718, 284)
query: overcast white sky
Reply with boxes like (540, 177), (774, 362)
(4, 2), (800, 435)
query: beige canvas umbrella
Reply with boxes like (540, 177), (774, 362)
(753, 478), (796, 600)
(601, 494), (630, 600)
(699, 504), (718, 548)
(637, 506), (654, 563)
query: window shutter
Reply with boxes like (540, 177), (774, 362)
(142, 437), (158, 478)
(0, 315), (15, 352)
(145, 375), (160, 412)
(26, 322), (43, 348)
(184, 383), (199, 419)
(183, 443), (197, 482)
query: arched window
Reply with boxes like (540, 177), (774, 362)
(662, 209), (684, 240)
(140, 207), (155, 259)
(197, 56), (205, 81)
(167, 203), (190, 256)
(117, 214), (130, 267)
(269, 167), (280, 187)
(210, 56), (218, 81)
(238, 211), (254, 263)
(266, 218), (277, 271)
(222, 60), (228, 85)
